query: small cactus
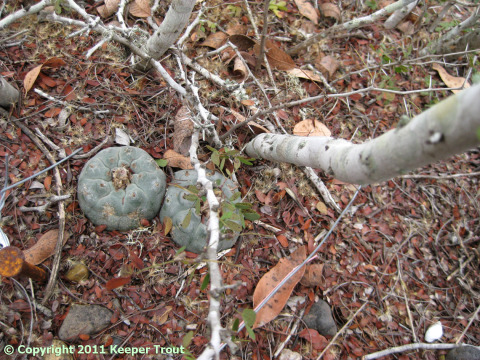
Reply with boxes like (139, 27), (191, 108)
(77, 146), (166, 231)
(160, 169), (242, 254)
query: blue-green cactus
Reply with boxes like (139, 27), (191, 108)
(77, 146), (166, 231)
(160, 170), (242, 254)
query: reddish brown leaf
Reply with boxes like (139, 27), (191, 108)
(105, 276), (131, 290)
(298, 328), (328, 350)
(23, 229), (70, 265)
(200, 32), (228, 48)
(24, 65), (42, 93)
(300, 264), (324, 287)
(254, 40), (295, 70)
(44, 176), (52, 191)
(276, 234), (289, 247)
(253, 246), (306, 328)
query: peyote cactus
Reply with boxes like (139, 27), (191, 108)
(160, 169), (242, 254)
(77, 146), (166, 231)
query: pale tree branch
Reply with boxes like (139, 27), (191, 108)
(288, 0), (418, 55)
(0, 0), (52, 30)
(245, 85), (480, 185)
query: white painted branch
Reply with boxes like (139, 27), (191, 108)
(246, 85), (480, 185)
(0, 0), (52, 30)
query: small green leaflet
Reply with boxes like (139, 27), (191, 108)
(242, 309), (256, 340)
(181, 210), (192, 229)
(200, 273), (210, 290)
(155, 159), (168, 167)
(223, 220), (243, 232)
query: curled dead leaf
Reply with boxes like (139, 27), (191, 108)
(164, 149), (194, 170)
(294, 0), (319, 24)
(253, 246), (306, 328)
(293, 119), (331, 137)
(319, 3), (341, 22)
(233, 57), (248, 81)
(23, 229), (70, 265)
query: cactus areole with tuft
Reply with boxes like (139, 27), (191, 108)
(77, 146), (166, 231)
(160, 170), (242, 254)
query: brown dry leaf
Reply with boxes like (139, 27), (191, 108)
(317, 55), (339, 80)
(319, 3), (341, 22)
(276, 234), (289, 247)
(294, 0), (319, 24)
(129, 0), (151, 17)
(253, 246), (306, 328)
(432, 63), (471, 94)
(286, 68), (323, 82)
(293, 119), (331, 137)
(228, 34), (256, 51)
(97, 0), (120, 18)
(226, 24), (247, 36)
(43, 57), (67, 68)
(230, 109), (269, 134)
(163, 216), (173, 236)
(24, 65), (43, 93)
(315, 201), (328, 215)
(300, 263), (324, 287)
(173, 106), (194, 156)
(152, 306), (172, 326)
(256, 40), (295, 70)
(164, 149), (194, 170)
(23, 229), (70, 265)
(233, 57), (248, 81)
(24, 57), (66, 93)
(201, 32), (228, 49)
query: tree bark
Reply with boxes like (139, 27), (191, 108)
(245, 84), (480, 185)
